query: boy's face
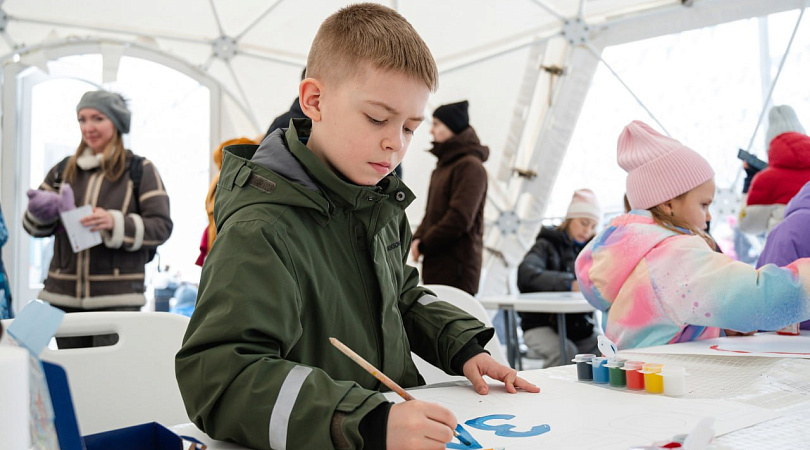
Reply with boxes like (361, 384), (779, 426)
(302, 66), (431, 186)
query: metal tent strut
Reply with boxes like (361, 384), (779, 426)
(731, 1), (807, 189)
(745, 1), (807, 155)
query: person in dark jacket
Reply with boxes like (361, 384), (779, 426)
(411, 100), (489, 295)
(517, 189), (601, 367)
(264, 67), (308, 138)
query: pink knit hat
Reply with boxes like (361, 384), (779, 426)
(617, 120), (714, 210)
(565, 189), (601, 222)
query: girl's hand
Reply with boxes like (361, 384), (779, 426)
(81, 207), (114, 231)
(462, 353), (540, 395)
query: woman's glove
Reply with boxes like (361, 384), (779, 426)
(58, 184), (76, 213)
(26, 184), (76, 222)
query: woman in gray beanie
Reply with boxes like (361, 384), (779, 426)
(22, 90), (173, 347)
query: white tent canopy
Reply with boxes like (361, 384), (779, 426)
(1, 0), (807, 308)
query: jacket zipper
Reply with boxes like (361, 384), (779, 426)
(350, 211), (383, 390)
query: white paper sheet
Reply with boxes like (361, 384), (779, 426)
(618, 332), (810, 358)
(60, 205), (101, 252)
(388, 370), (779, 450)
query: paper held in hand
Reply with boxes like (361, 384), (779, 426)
(60, 204), (102, 253)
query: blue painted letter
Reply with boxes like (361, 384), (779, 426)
(445, 424), (481, 449)
(465, 414), (551, 438)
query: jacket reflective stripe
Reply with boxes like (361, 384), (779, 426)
(268, 365), (312, 449)
(417, 294), (440, 306)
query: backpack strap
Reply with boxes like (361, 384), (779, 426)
(127, 154), (158, 262)
(129, 154), (145, 213)
(54, 153), (145, 211)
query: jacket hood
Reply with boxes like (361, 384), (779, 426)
(215, 118), (415, 228)
(575, 211), (680, 311)
(767, 132), (810, 169)
(784, 181), (810, 217)
(429, 126), (489, 164)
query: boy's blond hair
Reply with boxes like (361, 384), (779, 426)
(307, 3), (438, 92)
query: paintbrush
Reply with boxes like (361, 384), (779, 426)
(329, 337), (472, 447)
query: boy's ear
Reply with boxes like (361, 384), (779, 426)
(299, 78), (323, 122)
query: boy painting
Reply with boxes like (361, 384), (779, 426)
(175, 4), (538, 450)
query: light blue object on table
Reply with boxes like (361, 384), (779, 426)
(170, 283), (198, 317)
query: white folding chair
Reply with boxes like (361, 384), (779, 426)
(36, 311), (191, 434)
(413, 284), (509, 384)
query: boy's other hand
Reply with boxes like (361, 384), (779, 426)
(387, 400), (456, 450)
(410, 239), (422, 262)
(462, 353), (541, 395)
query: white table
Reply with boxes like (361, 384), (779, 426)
(479, 292), (595, 369)
(172, 335), (810, 449)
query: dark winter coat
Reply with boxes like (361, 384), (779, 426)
(517, 226), (595, 341)
(265, 97), (306, 137)
(23, 150), (172, 309)
(176, 121), (492, 450)
(414, 126), (489, 295)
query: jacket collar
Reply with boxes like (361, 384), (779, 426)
(76, 148), (102, 170)
(251, 118), (415, 212)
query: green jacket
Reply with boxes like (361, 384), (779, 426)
(176, 120), (492, 450)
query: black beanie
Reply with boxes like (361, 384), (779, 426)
(433, 100), (469, 134)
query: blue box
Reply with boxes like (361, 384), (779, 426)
(44, 360), (203, 450)
(84, 422), (187, 450)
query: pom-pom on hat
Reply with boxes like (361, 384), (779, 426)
(617, 120), (714, 210)
(766, 105), (805, 144)
(433, 100), (469, 134)
(565, 189), (601, 222)
(76, 90), (131, 134)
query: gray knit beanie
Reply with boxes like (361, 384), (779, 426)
(766, 105), (804, 144)
(76, 90), (131, 134)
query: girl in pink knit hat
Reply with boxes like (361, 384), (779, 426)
(575, 120), (810, 350)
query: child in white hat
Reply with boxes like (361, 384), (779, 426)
(517, 189), (601, 367)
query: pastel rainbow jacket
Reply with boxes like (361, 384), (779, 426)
(574, 210), (810, 349)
